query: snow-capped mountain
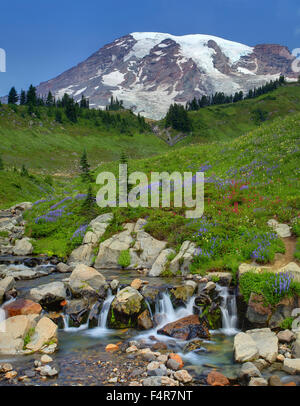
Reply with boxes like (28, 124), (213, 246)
(36, 32), (296, 119)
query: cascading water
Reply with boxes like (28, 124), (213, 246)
(216, 284), (239, 336)
(0, 297), (16, 329)
(97, 289), (115, 329)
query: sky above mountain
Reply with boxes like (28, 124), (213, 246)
(0, 0), (299, 96)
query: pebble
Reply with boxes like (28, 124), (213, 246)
(5, 371), (17, 380)
(41, 355), (53, 364)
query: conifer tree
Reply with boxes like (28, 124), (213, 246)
(26, 85), (37, 106)
(80, 150), (91, 182)
(20, 90), (26, 105)
(8, 87), (18, 104)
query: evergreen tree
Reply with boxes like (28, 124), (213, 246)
(8, 87), (18, 104)
(20, 90), (26, 105)
(26, 85), (37, 106)
(55, 109), (63, 123)
(80, 94), (89, 109)
(46, 91), (54, 107)
(165, 104), (191, 132)
(80, 150), (91, 182)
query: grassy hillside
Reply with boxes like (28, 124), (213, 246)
(0, 104), (171, 174)
(160, 83), (300, 143)
(22, 113), (300, 275)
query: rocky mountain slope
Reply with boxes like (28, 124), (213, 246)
(36, 32), (297, 119)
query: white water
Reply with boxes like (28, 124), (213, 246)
(0, 297), (16, 331)
(85, 290), (115, 337)
(136, 292), (196, 342)
(216, 285), (239, 336)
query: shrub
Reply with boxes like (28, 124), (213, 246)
(118, 249), (131, 268)
(280, 317), (294, 330)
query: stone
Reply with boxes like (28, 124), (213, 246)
(204, 281), (216, 292)
(283, 358), (300, 374)
(57, 263), (72, 273)
(170, 284), (197, 304)
(268, 375), (283, 386)
(131, 279), (143, 290)
(111, 286), (144, 319)
(207, 371), (230, 386)
(168, 353), (184, 369)
(0, 363), (13, 372)
(137, 309), (153, 330)
(132, 231), (168, 269)
(5, 371), (17, 379)
(13, 238), (33, 256)
(277, 354), (285, 362)
(39, 364), (58, 377)
(267, 219), (291, 238)
(246, 328), (278, 363)
(147, 361), (161, 371)
(26, 317), (57, 352)
(126, 345), (138, 353)
(246, 293), (272, 326)
(280, 262), (300, 283)
(157, 315), (210, 340)
(68, 244), (94, 267)
(69, 264), (107, 298)
(234, 332), (259, 363)
(41, 355), (53, 364)
(105, 344), (119, 352)
(207, 272), (232, 286)
(30, 282), (66, 308)
(0, 315), (35, 354)
(174, 369), (193, 383)
(149, 248), (176, 277)
(169, 241), (198, 275)
(248, 377), (268, 386)
(277, 330), (295, 343)
(0, 276), (15, 294)
(143, 376), (179, 386)
(238, 263), (260, 276)
(3, 299), (42, 317)
(239, 362), (262, 380)
(110, 279), (120, 292)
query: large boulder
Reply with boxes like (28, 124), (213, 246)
(169, 241), (198, 275)
(69, 264), (107, 298)
(269, 296), (300, 329)
(13, 238), (33, 256)
(149, 248), (175, 277)
(109, 286), (145, 328)
(26, 316), (57, 353)
(132, 231), (167, 269)
(267, 219), (291, 238)
(68, 213), (113, 266)
(30, 282), (66, 309)
(157, 314), (210, 340)
(283, 358), (300, 375)
(170, 282), (197, 305)
(234, 332), (259, 363)
(95, 230), (134, 269)
(246, 293), (272, 327)
(3, 299), (42, 318)
(0, 314), (37, 354)
(137, 309), (153, 330)
(0, 276), (15, 303)
(246, 328), (278, 363)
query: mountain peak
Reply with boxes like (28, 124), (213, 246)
(36, 32), (296, 119)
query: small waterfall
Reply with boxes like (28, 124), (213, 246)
(216, 284), (239, 336)
(0, 297), (16, 331)
(145, 298), (153, 320)
(98, 289), (114, 328)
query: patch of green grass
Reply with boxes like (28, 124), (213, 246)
(280, 317), (294, 330)
(239, 271), (300, 306)
(118, 249), (131, 269)
(295, 239), (300, 261)
(23, 327), (35, 349)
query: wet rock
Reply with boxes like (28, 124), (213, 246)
(69, 264), (107, 299)
(30, 281), (66, 310)
(283, 358), (300, 374)
(0, 276), (15, 298)
(39, 364), (58, 377)
(131, 279), (143, 290)
(109, 286), (145, 328)
(248, 377), (268, 386)
(65, 298), (90, 327)
(5, 370), (17, 379)
(110, 279), (119, 293)
(137, 309), (153, 330)
(151, 342), (168, 351)
(207, 272), (232, 286)
(41, 355), (53, 364)
(4, 299), (42, 317)
(239, 362), (261, 380)
(277, 330), (295, 343)
(57, 263), (73, 273)
(157, 314), (210, 340)
(13, 238), (33, 256)
(269, 296), (300, 329)
(0, 363), (13, 372)
(0, 315), (37, 354)
(207, 371), (229, 386)
(170, 283), (197, 305)
(174, 369), (193, 383)
(268, 375), (283, 386)
(143, 376), (178, 386)
(26, 316), (57, 352)
(105, 344), (119, 352)
(167, 353), (184, 370)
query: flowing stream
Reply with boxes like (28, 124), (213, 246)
(216, 284), (239, 336)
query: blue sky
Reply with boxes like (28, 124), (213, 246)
(0, 0), (299, 96)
